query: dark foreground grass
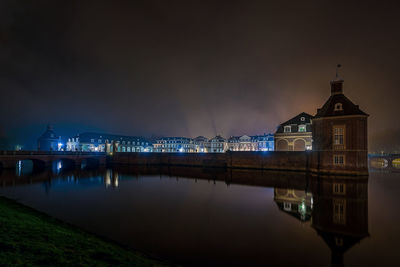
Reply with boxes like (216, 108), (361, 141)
(0, 197), (170, 266)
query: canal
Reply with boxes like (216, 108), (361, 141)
(0, 165), (399, 266)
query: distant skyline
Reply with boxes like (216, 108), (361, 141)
(1, 0), (400, 152)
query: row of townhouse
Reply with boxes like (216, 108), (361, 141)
(66, 132), (152, 153)
(62, 133), (275, 153)
(153, 134), (274, 153)
(56, 111), (312, 153)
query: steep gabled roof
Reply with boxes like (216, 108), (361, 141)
(279, 112), (314, 126)
(275, 112), (313, 134)
(315, 93), (368, 118)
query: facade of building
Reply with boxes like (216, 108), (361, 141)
(274, 112), (313, 151)
(228, 134), (274, 151)
(253, 134), (274, 151)
(66, 132), (151, 153)
(311, 77), (369, 175)
(228, 135), (255, 151)
(193, 136), (209, 153)
(209, 135), (228, 153)
(153, 137), (196, 153)
(37, 125), (62, 151)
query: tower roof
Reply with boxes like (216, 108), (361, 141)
(315, 93), (368, 118)
(315, 77), (368, 118)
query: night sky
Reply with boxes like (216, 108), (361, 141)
(1, 0), (399, 151)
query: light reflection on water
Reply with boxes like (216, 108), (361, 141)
(0, 166), (399, 266)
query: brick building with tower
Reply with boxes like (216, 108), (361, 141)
(310, 75), (369, 175)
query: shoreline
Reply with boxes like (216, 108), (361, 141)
(0, 196), (172, 266)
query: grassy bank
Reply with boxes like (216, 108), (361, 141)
(0, 197), (169, 266)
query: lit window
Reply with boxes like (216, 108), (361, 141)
(90, 139), (94, 143)
(333, 155), (345, 166)
(284, 126), (291, 133)
(333, 126), (345, 146)
(98, 139), (102, 143)
(298, 125), (306, 132)
(334, 103), (343, 111)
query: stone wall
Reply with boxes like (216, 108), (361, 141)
(109, 151), (369, 176)
(110, 151), (310, 172)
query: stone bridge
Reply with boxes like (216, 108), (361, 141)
(0, 151), (106, 170)
(368, 153), (400, 171)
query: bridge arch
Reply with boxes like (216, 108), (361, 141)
(392, 158), (400, 169)
(369, 158), (388, 168)
(81, 157), (100, 169)
(52, 158), (76, 172)
(16, 159), (46, 174)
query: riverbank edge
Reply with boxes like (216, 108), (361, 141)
(0, 196), (172, 266)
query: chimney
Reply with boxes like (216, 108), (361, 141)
(331, 64), (344, 95)
(330, 79), (344, 95)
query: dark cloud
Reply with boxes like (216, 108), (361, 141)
(1, 0), (399, 150)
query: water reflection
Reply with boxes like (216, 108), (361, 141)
(0, 166), (379, 266)
(274, 188), (313, 222)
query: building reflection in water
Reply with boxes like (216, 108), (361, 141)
(274, 188), (313, 222)
(104, 169), (119, 188)
(0, 165), (370, 266)
(274, 177), (369, 267)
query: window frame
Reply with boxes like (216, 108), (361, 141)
(333, 125), (346, 150)
(333, 154), (345, 166)
(298, 125), (306, 132)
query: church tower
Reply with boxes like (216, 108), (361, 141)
(311, 67), (369, 175)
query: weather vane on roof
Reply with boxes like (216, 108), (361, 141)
(336, 64), (342, 79)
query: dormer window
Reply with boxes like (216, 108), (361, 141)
(284, 126), (291, 133)
(334, 103), (343, 111)
(298, 125), (306, 132)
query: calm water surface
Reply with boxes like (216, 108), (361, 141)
(0, 165), (399, 266)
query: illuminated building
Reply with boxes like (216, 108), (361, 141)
(66, 132), (150, 153)
(253, 134), (274, 151)
(193, 136), (209, 152)
(311, 75), (369, 175)
(209, 135), (228, 153)
(228, 135), (255, 151)
(37, 125), (63, 151)
(227, 134), (274, 151)
(153, 137), (196, 153)
(274, 112), (313, 151)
